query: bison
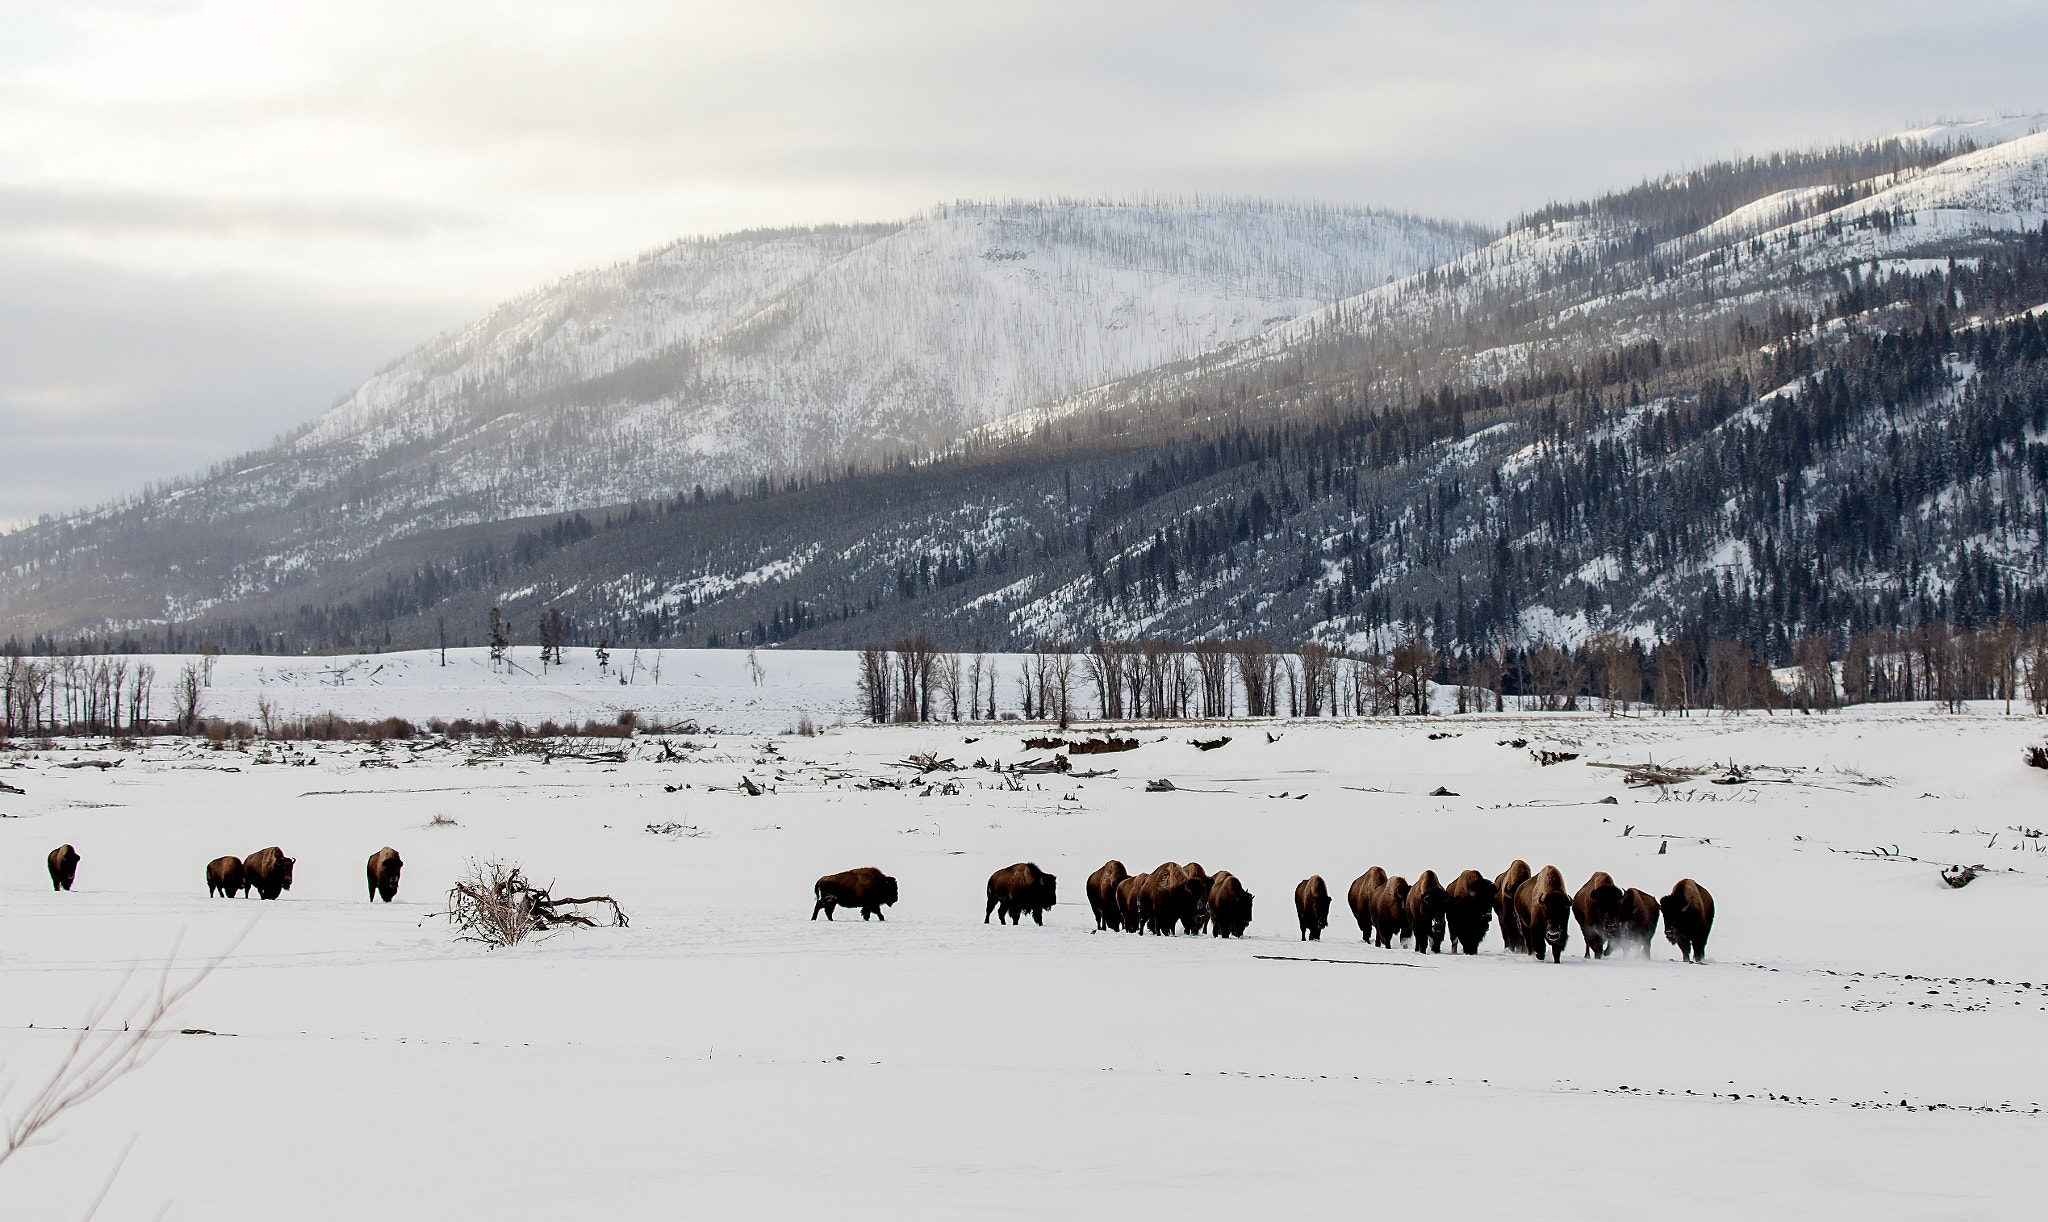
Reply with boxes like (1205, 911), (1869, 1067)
(1617, 887), (1660, 958)
(206, 855), (247, 899)
(1208, 870), (1253, 937)
(47, 844), (80, 892)
(1117, 873), (1151, 934)
(1294, 875), (1332, 940)
(1659, 879), (1715, 963)
(1572, 871), (1626, 959)
(1445, 870), (1498, 954)
(1514, 866), (1571, 962)
(243, 846), (296, 901)
(1346, 867), (1387, 941)
(1142, 862), (1207, 936)
(1174, 863), (1213, 934)
(1493, 859), (1532, 953)
(366, 847), (403, 903)
(1367, 875), (1412, 949)
(813, 867), (899, 920)
(986, 862), (1057, 926)
(1405, 870), (1448, 953)
(1087, 860), (1130, 931)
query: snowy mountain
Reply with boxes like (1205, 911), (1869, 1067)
(5, 122), (2047, 658)
(288, 201), (1486, 516)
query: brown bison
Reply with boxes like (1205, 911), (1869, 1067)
(1087, 860), (1130, 931)
(206, 855), (247, 899)
(243, 846), (296, 901)
(1117, 873), (1151, 934)
(1175, 863), (1213, 934)
(1142, 862), (1208, 936)
(986, 862), (1057, 925)
(1660, 879), (1715, 963)
(1572, 871), (1626, 958)
(1493, 860), (1531, 953)
(1208, 870), (1253, 937)
(1294, 876), (1332, 940)
(1514, 866), (1571, 962)
(1617, 888), (1660, 958)
(1346, 867), (1387, 941)
(1367, 875), (1412, 949)
(366, 847), (403, 902)
(47, 844), (80, 892)
(813, 867), (899, 920)
(1405, 870), (1448, 953)
(1445, 870), (1498, 954)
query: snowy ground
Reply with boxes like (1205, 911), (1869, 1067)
(3, 667), (2046, 1218)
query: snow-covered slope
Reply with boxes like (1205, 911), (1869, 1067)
(291, 202), (1487, 512)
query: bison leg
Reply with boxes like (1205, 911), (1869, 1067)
(1031, 906), (1043, 927)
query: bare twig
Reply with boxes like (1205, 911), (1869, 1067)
(1, 929), (243, 1172)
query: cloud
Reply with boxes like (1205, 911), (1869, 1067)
(0, 0), (2043, 520)
(0, 250), (462, 525)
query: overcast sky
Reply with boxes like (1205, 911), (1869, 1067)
(1, 0), (2043, 525)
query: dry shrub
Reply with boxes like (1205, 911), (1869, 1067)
(442, 858), (627, 949)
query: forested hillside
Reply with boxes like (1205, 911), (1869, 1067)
(5, 125), (2047, 675)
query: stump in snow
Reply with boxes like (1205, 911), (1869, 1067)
(1940, 864), (1980, 889)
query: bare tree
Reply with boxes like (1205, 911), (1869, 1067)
(1587, 632), (1638, 716)
(1793, 635), (1837, 711)
(966, 648), (985, 720)
(937, 651), (962, 721)
(127, 663), (154, 730)
(856, 644), (891, 723)
(175, 661), (204, 732)
(1297, 643), (1334, 717)
(1707, 640), (1752, 714)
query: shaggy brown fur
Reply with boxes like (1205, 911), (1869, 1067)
(1445, 870), (1498, 954)
(242, 847), (295, 901)
(1617, 888), (1660, 958)
(206, 855), (247, 899)
(813, 867), (899, 920)
(1405, 870), (1448, 954)
(47, 844), (79, 892)
(1293, 875), (1332, 941)
(1514, 866), (1571, 962)
(1208, 870), (1253, 938)
(985, 862), (1057, 926)
(1493, 860), (1532, 953)
(366, 847), (403, 903)
(1087, 860), (1130, 931)
(1347, 867), (1387, 941)
(1175, 863), (1213, 934)
(1117, 873), (1151, 934)
(1367, 876), (1412, 949)
(1572, 871), (1626, 958)
(1659, 879), (1715, 963)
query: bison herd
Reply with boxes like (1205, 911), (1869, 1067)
(1333, 860), (1712, 963)
(815, 858), (1714, 964)
(1085, 860), (1257, 938)
(40, 842), (403, 904)
(46, 837), (1713, 964)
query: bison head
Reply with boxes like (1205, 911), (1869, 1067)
(878, 874), (900, 906)
(1542, 893), (1570, 942)
(1658, 892), (1690, 942)
(277, 857), (296, 891)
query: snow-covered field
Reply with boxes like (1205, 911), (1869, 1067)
(3, 659), (2046, 1218)
(157, 646), (868, 734)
